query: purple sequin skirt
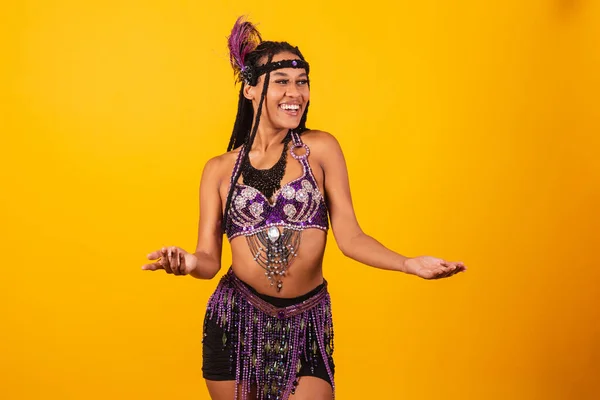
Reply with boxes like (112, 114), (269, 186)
(202, 267), (335, 400)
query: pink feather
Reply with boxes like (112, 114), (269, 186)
(227, 16), (262, 79)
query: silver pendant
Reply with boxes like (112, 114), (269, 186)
(267, 226), (280, 242)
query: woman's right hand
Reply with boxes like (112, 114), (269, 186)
(142, 246), (198, 276)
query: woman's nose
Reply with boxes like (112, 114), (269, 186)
(286, 84), (301, 97)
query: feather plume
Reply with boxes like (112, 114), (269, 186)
(227, 16), (262, 81)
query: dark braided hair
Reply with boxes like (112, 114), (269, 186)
(221, 19), (311, 232)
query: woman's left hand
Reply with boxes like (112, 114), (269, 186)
(403, 256), (467, 280)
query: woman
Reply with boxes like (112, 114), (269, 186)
(142, 17), (467, 400)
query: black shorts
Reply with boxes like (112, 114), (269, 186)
(202, 276), (335, 388)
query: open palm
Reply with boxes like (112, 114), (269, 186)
(404, 256), (467, 280)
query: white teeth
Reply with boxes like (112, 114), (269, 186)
(280, 104), (300, 111)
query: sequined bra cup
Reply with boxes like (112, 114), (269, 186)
(224, 132), (329, 291)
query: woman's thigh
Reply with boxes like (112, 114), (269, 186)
(291, 376), (333, 400)
(206, 378), (332, 400)
(205, 380), (257, 400)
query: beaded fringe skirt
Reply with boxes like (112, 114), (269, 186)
(204, 268), (335, 400)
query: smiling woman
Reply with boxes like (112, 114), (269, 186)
(141, 15), (467, 400)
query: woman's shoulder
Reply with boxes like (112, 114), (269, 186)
(212, 145), (244, 162)
(202, 147), (242, 179)
(299, 129), (334, 141)
(299, 130), (342, 156)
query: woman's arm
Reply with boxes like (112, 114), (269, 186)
(189, 156), (224, 279)
(314, 131), (465, 279)
(314, 132), (414, 274)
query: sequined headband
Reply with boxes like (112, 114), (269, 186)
(241, 59), (310, 86)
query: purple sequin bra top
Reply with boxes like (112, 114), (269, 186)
(224, 132), (329, 291)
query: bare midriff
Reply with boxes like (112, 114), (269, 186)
(229, 228), (327, 298)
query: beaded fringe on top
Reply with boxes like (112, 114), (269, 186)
(205, 268), (335, 400)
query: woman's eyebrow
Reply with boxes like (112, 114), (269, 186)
(272, 71), (308, 78)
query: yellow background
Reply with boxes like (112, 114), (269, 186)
(2, 0), (599, 399)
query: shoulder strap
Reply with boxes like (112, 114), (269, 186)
(291, 131), (303, 146)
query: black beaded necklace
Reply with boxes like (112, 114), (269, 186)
(241, 133), (292, 201)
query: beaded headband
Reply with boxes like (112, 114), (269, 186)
(241, 59), (310, 86)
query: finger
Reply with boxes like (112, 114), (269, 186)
(175, 247), (183, 275)
(180, 252), (188, 274)
(448, 262), (460, 275)
(432, 267), (448, 279)
(147, 250), (162, 260)
(446, 268), (460, 278)
(449, 263), (465, 276)
(438, 270), (453, 279)
(170, 246), (180, 275)
(439, 264), (457, 278)
(161, 248), (173, 274)
(449, 261), (467, 272)
(168, 247), (179, 275)
(141, 262), (164, 271)
(456, 263), (467, 273)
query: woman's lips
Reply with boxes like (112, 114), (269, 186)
(279, 103), (301, 116)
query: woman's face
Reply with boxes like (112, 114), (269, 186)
(245, 51), (310, 131)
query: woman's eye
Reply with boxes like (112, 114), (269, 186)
(274, 79), (308, 85)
